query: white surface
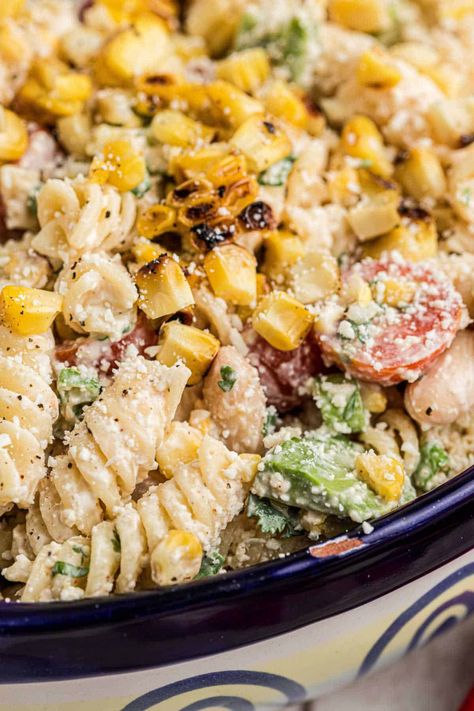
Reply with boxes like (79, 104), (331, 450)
(288, 616), (474, 710)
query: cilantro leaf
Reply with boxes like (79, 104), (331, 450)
(247, 493), (300, 537)
(414, 441), (449, 491)
(196, 551), (225, 578)
(218, 365), (237, 392)
(52, 561), (89, 578)
(111, 529), (121, 553)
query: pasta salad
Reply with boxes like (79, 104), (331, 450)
(0, 0), (473, 602)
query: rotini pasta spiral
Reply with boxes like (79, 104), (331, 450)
(0, 325), (58, 509)
(32, 177), (137, 262)
(56, 252), (138, 341)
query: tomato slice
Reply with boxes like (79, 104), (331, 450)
(317, 256), (464, 386)
(247, 330), (323, 413)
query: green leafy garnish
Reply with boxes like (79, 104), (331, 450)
(111, 529), (121, 553)
(218, 365), (237, 392)
(247, 493), (300, 537)
(313, 374), (367, 434)
(52, 561), (89, 578)
(196, 551), (225, 578)
(414, 441), (450, 491)
(131, 175), (151, 198)
(258, 155), (296, 186)
(26, 185), (42, 218)
(262, 407), (278, 437)
(57, 367), (101, 423)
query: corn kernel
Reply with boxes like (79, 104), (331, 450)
(239, 453), (261, 484)
(0, 107), (28, 163)
(348, 190), (400, 241)
(262, 231), (305, 281)
(132, 239), (171, 264)
(136, 254), (194, 319)
(357, 49), (402, 90)
(185, 0), (243, 56)
(189, 409), (215, 436)
(89, 139), (146, 192)
(137, 204), (177, 239)
(424, 64), (464, 99)
(0, 286), (62, 336)
(252, 291), (313, 351)
(231, 115), (292, 173)
(360, 383), (387, 414)
(262, 80), (308, 130)
(151, 110), (215, 148)
(373, 278), (416, 307)
(289, 251), (340, 305)
(206, 80), (263, 128)
(17, 60), (92, 120)
(327, 167), (361, 207)
(328, 0), (389, 32)
(364, 213), (438, 261)
(0, 0), (25, 20)
(206, 153), (248, 187)
(395, 147), (447, 201)
(168, 144), (228, 181)
(156, 422), (203, 478)
(150, 529), (203, 585)
(355, 450), (404, 502)
(99, 13), (171, 85)
(157, 322), (220, 385)
(341, 115), (392, 178)
(343, 274), (373, 307)
(217, 48), (270, 94)
(204, 244), (257, 306)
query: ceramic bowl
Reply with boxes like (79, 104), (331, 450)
(0, 466), (472, 710)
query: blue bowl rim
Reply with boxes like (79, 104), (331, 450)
(1, 464), (473, 635)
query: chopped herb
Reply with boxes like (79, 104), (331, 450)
(196, 551), (225, 578)
(414, 441), (449, 491)
(58, 367), (101, 424)
(247, 493), (300, 537)
(111, 529), (121, 553)
(263, 407), (278, 437)
(218, 365), (237, 392)
(52, 561), (89, 578)
(26, 184), (42, 217)
(131, 175), (151, 198)
(258, 155), (296, 186)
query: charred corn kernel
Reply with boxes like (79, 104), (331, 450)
(204, 244), (257, 306)
(231, 116), (292, 173)
(17, 60), (92, 120)
(357, 169), (399, 198)
(355, 451), (404, 502)
(364, 213), (438, 261)
(137, 204), (177, 239)
(206, 80), (263, 129)
(99, 13), (171, 85)
(427, 98), (474, 147)
(150, 529), (203, 586)
(360, 383), (387, 414)
(343, 274), (373, 307)
(168, 144), (229, 181)
(0, 107), (28, 163)
(132, 239), (171, 264)
(390, 42), (439, 71)
(424, 65), (463, 99)
(185, 0), (242, 56)
(0, 286), (63, 336)
(206, 153), (248, 187)
(157, 322), (220, 385)
(262, 80), (324, 135)
(136, 255), (194, 319)
(396, 147), (447, 201)
(0, 0), (25, 19)
(151, 110), (215, 148)
(89, 139), (146, 192)
(348, 190), (400, 241)
(341, 115), (392, 178)
(262, 231), (305, 281)
(289, 251), (340, 305)
(374, 278), (416, 308)
(222, 175), (259, 214)
(357, 49), (402, 89)
(252, 291), (313, 351)
(328, 0), (389, 32)
(217, 48), (270, 94)
(156, 421), (202, 478)
(239, 453), (261, 484)
(327, 168), (361, 207)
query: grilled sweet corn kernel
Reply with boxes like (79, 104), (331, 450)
(289, 251), (340, 305)
(204, 244), (257, 306)
(151, 529), (203, 585)
(327, 167), (361, 207)
(357, 49), (402, 89)
(0, 286), (63, 336)
(348, 190), (400, 241)
(395, 147), (447, 200)
(168, 144), (229, 181)
(262, 231), (305, 281)
(231, 116), (292, 173)
(132, 239), (171, 264)
(217, 48), (270, 94)
(328, 0), (389, 32)
(151, 110), (215, 148)
(136, 255), (194, 319)
(98, 13), (171, 85)
(89, 139), (146, 192)
(206, 80), (263, 129)
(262, 80), (308, 128)
(252, 292), (313, 351)
(374, 278), (416, 307)
(355, 451), (404, 502)
(341, 115), (392, 178)
(0, 107), (28, 163)
(185, 0), (242, 56)
(137, 204), (177, 239)
(18, 60), (92, 120)
(343, 274), (373, 307)
(364, 212), (438, 261)
(156, 421), (202, 478)
(360, 383), (387, 414)
(157, 322), (220, 385)
(206, 153), (248, 187)
(0, 0), (24, 19)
